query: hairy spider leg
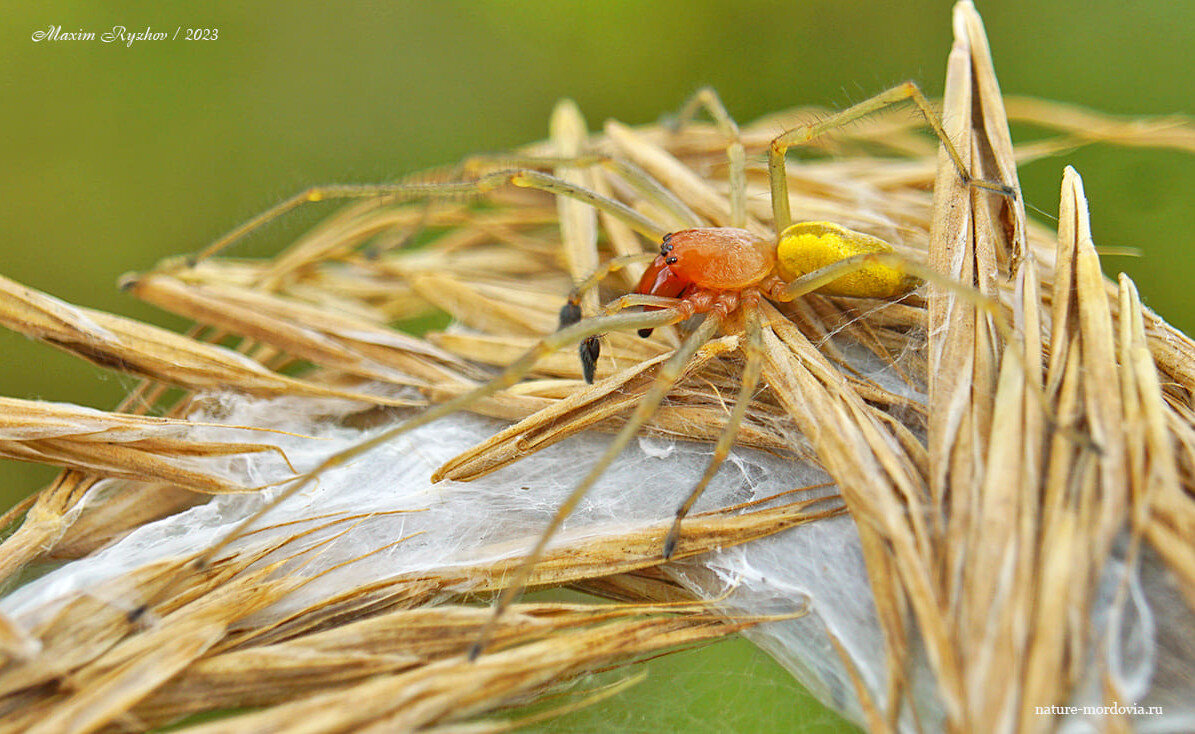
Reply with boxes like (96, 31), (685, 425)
(557, 252), (661, 382)
(772, 249), (1099, 452)
(671, 87), (747, 229)
(186, 169), (669, 266)
(461, 153), (703, 231)
(767, 80), (1015, 233)
(598, 293), (680, 315)
(158, 152), (709, 591)
(184, 306), (686, 575)
(662, 303), (765, 559)
(468, 312), (721, 661)
(564, 254), (663, 312)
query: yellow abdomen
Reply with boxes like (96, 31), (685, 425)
(776, 222), (919, 298)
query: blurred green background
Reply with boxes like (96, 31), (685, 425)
(2, 1), (1192, 730)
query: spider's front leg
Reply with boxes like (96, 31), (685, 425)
(183, 168), (669, 267)
(766, 81), (1015, 233)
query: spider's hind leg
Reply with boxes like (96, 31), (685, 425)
(770, 243), (1098, 452)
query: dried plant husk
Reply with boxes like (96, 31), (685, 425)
(0, 1), (1193, 731)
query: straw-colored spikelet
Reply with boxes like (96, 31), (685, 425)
(1, 1), (1194, 731)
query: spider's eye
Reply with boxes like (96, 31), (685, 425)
(665, 256), (678, 265)
(660, 243), (673, 254)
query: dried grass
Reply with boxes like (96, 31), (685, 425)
(0, 1), (1193, 731)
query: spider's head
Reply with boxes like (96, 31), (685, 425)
(635, 234), (690, 300)
(634, 233), (690, 338)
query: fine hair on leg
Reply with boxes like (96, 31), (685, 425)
(766, 81), (1015, 233)
(773, 251), (1099, 452)
(187, 169), (670, 266)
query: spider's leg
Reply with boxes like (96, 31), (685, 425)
(557, 253), (662, 383)
(558, 254), (660, 327)
(663, 303), (763, 559)
(189, 170), (668, 266)
(464, 153), (702, 232)
(189, 306), (686, 572)
(775, 250), (990, 314)
(469, 312), (720, 660)
(773, 249), (1009, 339)
(766, 81), (1014, 232)
(584, 294), (683, 379)
(772, 250), (1098, 452)
(510, 170), (667, 239)
(599, 293), (679, 315)
(670, 87), (747, 229)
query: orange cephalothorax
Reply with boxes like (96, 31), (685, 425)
(635, 228), (776, 298)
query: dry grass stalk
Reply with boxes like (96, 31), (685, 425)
(0, 1), (1192, 730)
(0, 397), (319, 495)
(0, 497), (833, 732)
(0, 275), (419, 410)
(123, 274), (484, 389)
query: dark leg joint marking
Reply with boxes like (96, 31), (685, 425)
(558, 301), (582, 330)
(580, 337), (601, 383)
(662, 530), (679, 560)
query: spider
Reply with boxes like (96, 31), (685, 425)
(182, 81), (1016, 658)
